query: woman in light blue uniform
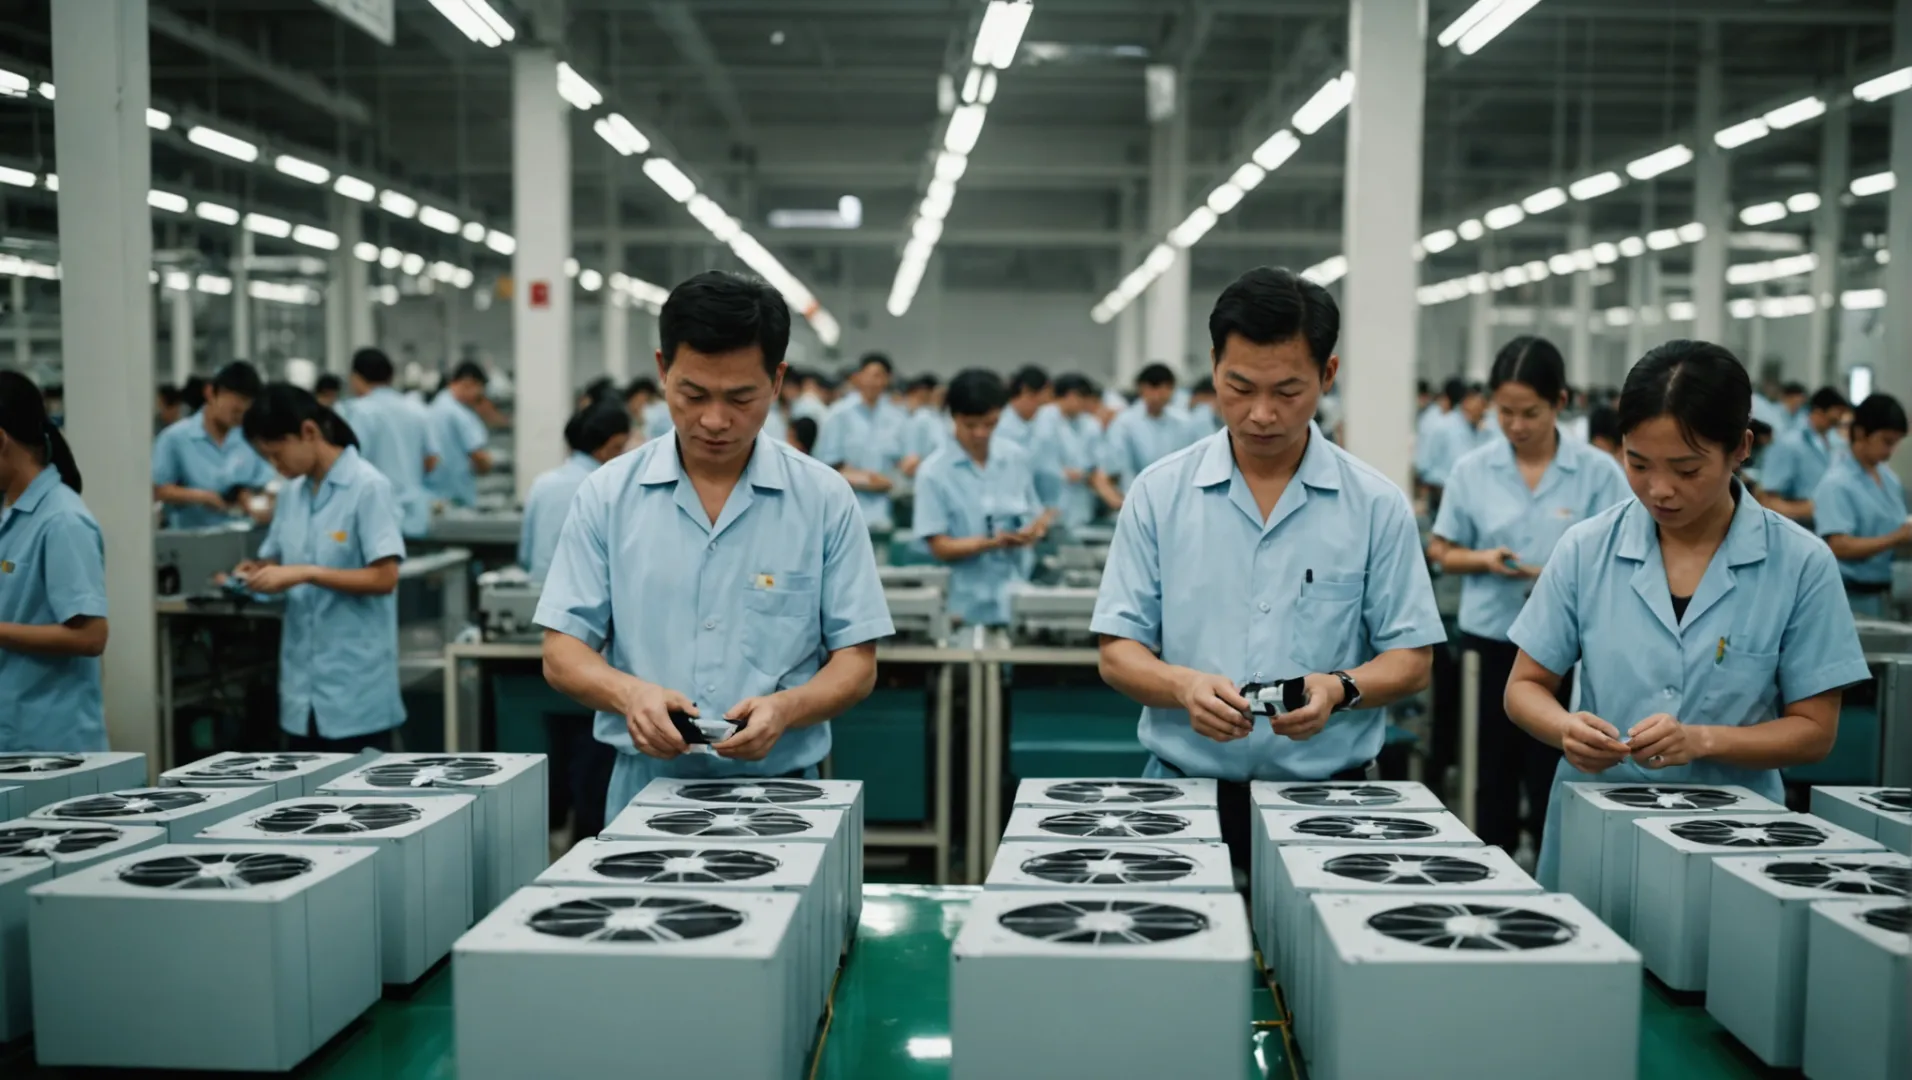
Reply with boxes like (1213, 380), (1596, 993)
(0, 373), (108, 752)
(1811, 394), (1910, 618)
(1428, 337), (1630, 854)
(520, 403), (631, 579)
(1507, 341), (1868, 889)
(235, 385), (408, 752)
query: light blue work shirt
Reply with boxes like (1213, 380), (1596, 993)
(520, 452), (599, 580)
(533, 434), (894, 815)
(1751, 394), (1790, 434)
(1413, 404), (1450, 482)
(1812, 453), (1906, 587)
(813, 397), (907, 529)
(1019, 406), (1072, 511)
(1187, 402), (1222, 438)
(790, 393), (830, 425)
(1431, 433), (1631, 641)
(1509, 488), (1870, 887)
(912, 440), (1043, 627)
(259, 447), (408, 740)
(0, 469), (107, 752)
(1761, 425), (1841, 503)
(424, 394), (488, 508)
(904, 406), (949, 461)
(1100, 404), (1192, 491)
(1091, 425), (1446, 781)
(643, 400), (674, 443)
(152, 413), (276, 528)
(994, 408), (1035, 450)
(1049, 408), (1102, 529)
(341, 387), (439, 537)
(1421, 412), (1499, 488)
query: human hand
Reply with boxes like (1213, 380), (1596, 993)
(1178, 671), (1252, 742)
(1627, 713), (1696, 768)
(1894, 520), (1912, 545)
(713, 696), (789, 761)
(197, 489), (230, 511)
(1269, 672), (1341, 741)
(1063, 468), (1085, 483)
(241, 564), (310, 595)
(1561, 711), (1629, 773)
(994, 528), (1036, 549)
(623, 680), (696, 759)
(1480, 547), (1525, 577)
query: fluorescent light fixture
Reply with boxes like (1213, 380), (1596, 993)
(148, 189), (189, 213)
(1572, 248), (1597, 272)
(187, 125), (260, 162)
(1457, 218), (1485, 241)
(1726, 252), (1816, 285)
(274, 154), (330, 184)
(1625, 144), (1692, 180)
(1545, 253), (1575, 276)
(960, 66), (999, 105)
(1851, 171), (1897, 197)
(1251, 129), (1302, 171)
(429, 0), (510, 47)
(163, 270), (192, 292)
(933, 151), (968, 183)
(1658, 300), (1691, 321)
(1456, 0), (1544, 55)
(248, 280), (318, 305)
(556, 62), (602, 110)
(1523, 259), (1551, 281)
(593, 113), (650, 156)
(457, 221), (485, 243)
(1302, 254), (1348, 286)
(400, 252), (426, 276)
(242, 212), (292, 238)
(1438, 0), (1506, 48)
(943, 104), (987, 155)
(194, 200), (240, 226)
(1520, 187), (1567, 215)
(1206, 181), (1244, 215)
(1292, 71), (1353, 135)
(378, 189), (419, 218)
(486, 229), (516, 256)
(291, 224), (339, 250)
(428, 261), (459, 283)
(1676, 221), (1706, 243)
(1592, 242), (1619, 264)
(0, 166), (34, 188)
(146, 107), (172, 130)
(1483, 204), (1525, 230)
(1855, 66), (1912, 102)
(195, 274), (232, 295)
(687, 194), (742, 242)
(1763, 96), (1826, 130)
(1646, 228), (1681, 251)
(41, 173), (56, 191)
(418, 206), (462, 234)
(1738, 202), (1787, 226)
(374, 284), (399, 306)
(921, 180), (955, 221)
(1168, 206), (1219, 248)
(1617, 236), (1647, 258)
(1422, 229), (1459, 254)
(1843, 288), (1886, 310)
(1569, 171), (1622, 200)
(578, 268), (603, 292)
(379, 246), (403, 269)
(37, 82), (53, 99)
(972, 1), (1032, 70)
(333, 174), (376, 202)
(1785, 192), (1821, 213)
(641, 157), (697, 202)
(352, 241), (379, 262)
(1713, 118), (1769, 149)
(1728, 298), (1758, 319)
(564, 257), (580, 278)
(451, 268), (475, 289)
(0, 69), (29, 97)
(912, 217), (944, 246)
(1229, 162), (1267, 192)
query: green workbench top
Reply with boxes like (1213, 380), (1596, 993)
(3, 885), (1779, 1079)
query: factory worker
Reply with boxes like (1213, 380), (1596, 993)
(1092, 363), (1191, 510)
(1812, 393), (1911, 618)
(313, 374), (343, 409)
(235, 385), (408, 753)
(624, 377), (660, 437)
(536, 271), (892, 817)
(0, 372), (108, 753)
(520, 404), (631, 580)
(424, 361), (494, 508)
(914, 369), (1052, 628)
(342, 348), (440, 538)
(1426, 337), (1629, 855)
(155, 384), (187, 431)
(1587, 403), (1623, 463)
(1093, 267), (1445, 870)
(1186, 377), (1222, 437)
(995, 366), (1052, 450)
(1049, 373), (1105, 529)
(1756, 386), (1849, 522)
(1506, 341), (1867, 889)
(814, 352), (907, 530)
(153, 361), (276, 528)
(1420, 382), (1495, 504)
(788, 368), (831, 424)
(1413, 378), (1460, 491)
(897, 374), (945, 477)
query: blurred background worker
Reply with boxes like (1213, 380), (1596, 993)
(896, 373), (944, 477)
(1094, 362), (1189, 510)
(1814, 394), (1911, 618)
(313, 374), (343, 409)
(519, 403), (632, 580)
(342, 347), (439, 538)
(1049, 373), (1106, 530)
(1756, 387), (1850, 523)
(815, 352), (906, 529)
(1419, 381), (1496, 511)
(424, 361), (494, 509)
(152, 361), (274, 528)
(154, 384), (187, 432)
(995, 365), (1052, 449)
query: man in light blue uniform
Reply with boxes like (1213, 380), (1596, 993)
(1093, 267), (1444, 871)
(1186, 377), (1222, 437)
(814, 353), (907, 529)
(1047, 373), (1104, 529)
(1413, 378), (1457, 488)
(153, 361), (275, 528)
(1095, 363), (1192, 506)
(914, 370), (1050, 627)
(424, 362), (493, 508)
(1756, 386), (1847, 521)
(1421, 383), (1495, 493)
(897, 374), (947, 477)
(341, 348), (440, 538)
(519, 404), (630, 579)
(1814, 393), (1911, 617)
(995, 366), (1051, 451)
(537, 271), (893, 817)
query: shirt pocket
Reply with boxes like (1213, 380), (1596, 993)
(741, 571), (823, 674)
(1291, 574), (1365, 673)
(1697, 647), (1780, 729)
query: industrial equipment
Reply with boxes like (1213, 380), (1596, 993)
(1000, 806), (1222, 844)
(0, 857), (52, 1042)
(29, 786), (274, 843)
(155, 523), (256, 598)
(0, 753), (149, 814)
(160, 751), (365, 801)
(1802, 899), (1910, 1080)
(1810, 786), (1912, 853)
(884, 584), (952, 644)
(476, 567), (544, 641)
(1011, 777), (1217, 810)
(1250, 779), (1446, 813)
(984, 840), (1234, 892)
(1009, 585), (1098, 641)
(0, 821), (165, 877)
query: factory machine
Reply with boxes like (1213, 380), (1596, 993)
(880, 566), (952, 645)
(477, 567), (544, 643)
(155, 523), (261, 599)
(1009, 585), (1099, 642)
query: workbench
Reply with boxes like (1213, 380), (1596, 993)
(0, 885), (1782, 1080)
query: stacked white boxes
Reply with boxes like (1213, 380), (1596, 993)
(162, 751), (366, 801)
(0, 787), (18, 821)
(0, 820), (166, 876)
(1011, 777), (1218, 811)
(985, 840), (1234, 892)
(0, 753), (148, 813)
(1249, 780), (1446, 814)
(29, 786), (274, 843)
(0, 858), (54, 1042)
(1810, 787), (1912, 854)
(1001, 805), (1223, 845)
(1802, 900), (1910, 1080)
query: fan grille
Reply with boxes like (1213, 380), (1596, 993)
(253, 801), (425, 835)
(1040, 781), (1186, 805)
(1369, 902), (1579, 950)
(119, 852), (314, 890)
(47, 790), (207, 819)
(644, 808), (814, 838)
(671, 781), (826, 805)
(590, 849), (781, 883)
(1668, 819), (1828, 848)
(1278, 784), (1407, 807)
(1861, 905), (1911, 934)
(1602, 786), (1740, 811)
(1761, 860), (1911, 896)
(190, 753), (323, 777)
(1036, 809), (1191, 838)
(1017, 847), (1198, 885)
(1860, 789), (1912, 814)
(0, 825), (125, 858)
(1293, 815), (1440, 841)
(1323, 852), (1494, 886)
(999, 899), (1209, 945)
(527, 896), (745, 942)
(360, 756), (503, 788)
(0, 754), (84, 774)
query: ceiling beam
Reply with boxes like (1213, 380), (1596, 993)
(148, 5), (372, 126)
(576, 225), (1344, 249)
(650, 1), (756, 147)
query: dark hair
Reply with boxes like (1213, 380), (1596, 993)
(1749, 419), (1775, 444)
(946, 369), (1010, 418)
(857, 352), (893, 375)
(1207, 266), (1340, 370)
(42, 383), (63, 402)
(314, 374), (343, 396)
(1417, 379), (1432, 396)
(624, 377), (660, 400)
(211, 361), (264, 399)
(659, 270), (791, 376)
(564, 403), (631, 456)
(1008, 365), (1050, 396)
(905, 374), (940, 394)
(1488, 336), (1568, 404)
(351, 348), (395, 385)
(790, 416), (819, 453)
(0, 371), (82, 493)
(1808, 387), (1849, 413)
(157, 384), (184, 408)
(243, 382), (360, 450)
(1780, 381), (1808, 398)
(1441, 378), (1467, 405)
(579, 376), (618, 408)
(1054, 373), (1094, 397)
(1851, 394), (1909, 437)
(183, 375), (210, 409)
(1587, 404), (1621, 445)
(1615, 340), (1751, 452)
(450, 361), (489, 386)
(1137, 363), (1176, 389)
(1190, 377), (1215, 396)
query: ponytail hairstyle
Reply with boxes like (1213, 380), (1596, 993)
(1488, 336), (1568, 404)
(564, 402), (632, 457)
(0, 371), (82, 494)
(242, 382), (360, 450)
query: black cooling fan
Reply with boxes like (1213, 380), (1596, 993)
(48, 790), (207, 818)
(589, 848), (781, 883)
(1861, 789), (1912, 814)
(1669, 818), (1828, 848)
(0, 825), (125, 858)
(1762, 860), (1911, 896)
(645, 808), (814, 838)
(120, 852), (314, 889)
(1018, 847), (1197, 885)
(1324, 851), (1493, 886)
(1369, 902), (1579, 950)
(1293, 815), (1440, 841)
(672, 780), (826, 805)
(1861, 905), (1911, 933)
(253, 801), (424, 835)
(1279, 784), (1407, 807)
(527, 896), (745, 942)
(1041, 781), (1184, 805)
(1036, 809), (1191, 838)
(190, 753), (322, 777)
(361, 756), (502, 787)
(0, 754), (84, 774)
(1000, 899), (1210, 945)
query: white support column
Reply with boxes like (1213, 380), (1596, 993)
(1885, 0), (1912, 391)
(1749, 282), (1769, 375)
(327, 195), (365, 373)
(1692, 23), (1729, 344)
(1807, 108), (1849, 388)
(1342, 0), (1426, 489)
(512, 48), (572, 498)
(9, 277), (27, 369)
(170, 285), (193, 385)
(444, 290), (462, 370)
(603, 146), (629, 382)
(52, 0), (159, 767)
(1625, 254), (1648, 370)
(232, 229), (253, 361)
(1466, 244), (1493, 382)
(1143, 68), (1190, 378)
(1568, 217), (1593, 390)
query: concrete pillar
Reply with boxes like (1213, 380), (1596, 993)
(1466, 244), (1493, 382)
(1568, 217), (1593, 390)
(1114, 248), (1144, 387)
(1342, 0), (1426, 489)
(1749, 283), (1769, 376)
(1143, 68), (1190, 379)
(512, 48), (572, 497)
(9, 277), (26, 370)
(1884, 0), (1912, 391)
(232, 229), (252, 361)
(603, 151), (629, 382)
(170, 285), (193, 385)
(1625, 254), (1648, 371)
(444, 290), (462, 370)
(327, 194), (366, 373)
(51, 0), (159, 768)
(1692, 22), (1729, 344)
(1807, 108), (1849, 389)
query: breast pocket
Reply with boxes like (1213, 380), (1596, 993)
(742, 571), (823, 676)
(1697, 648), (1780, 729)
(1291, 575), (1365, 673)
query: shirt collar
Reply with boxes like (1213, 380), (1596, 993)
(1490, 430), (1579, 473)
(320, 446), (363, 493)
(1190, 422), (1341, 492)
(1616, 480), (1767, 567)
(639, 433), (788, 491)
(191, 412), (223, 444)
(568, 451), (600, 473)
(10, 466), (62, 515)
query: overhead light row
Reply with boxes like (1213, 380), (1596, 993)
(1437, 0), (1546, 56)
(427, 0), (515, 48)
(1415, 222), (1706, 306)
(1090, 69), (1349, 324)
(1735, 191), (1822, 227)
(1851, 170), (1896, 198)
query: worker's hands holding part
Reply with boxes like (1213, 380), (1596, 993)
(1179, 671), (1253, 742)
(714, 695), (788, 761)
(1561, 711), (1630, 773)
(1267, 673), (1341, 742)
(1626, 713), (1696, 769)
(1479, 547), (1539, 579)
(623, 679), (697, 760)
(240, 564), (311, 595)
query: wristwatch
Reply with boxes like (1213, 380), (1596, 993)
(1328, 670), (1362, 713)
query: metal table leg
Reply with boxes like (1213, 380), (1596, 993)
(934, 662), (953, 885)
(158, 615), (175, 775)
(443, 648), (463, 753)
(1459, 648), (1480, 831)
(965, 656), (985, 883)
(982, 657), (1004, 871)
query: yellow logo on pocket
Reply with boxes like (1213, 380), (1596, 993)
(755, 573), (775, 589)
(330, 531), (348, 543)
(0, 561), (12, 574)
